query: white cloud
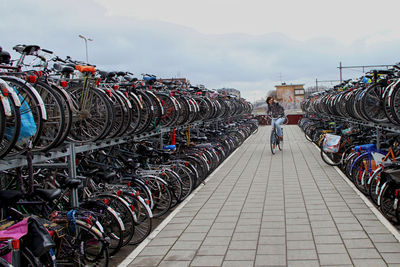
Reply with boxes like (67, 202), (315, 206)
(92, 0), (400, 43)
(2, 0), (400, 103)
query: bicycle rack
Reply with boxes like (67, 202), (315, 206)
(305, 112), (400, 149)
(0, 116), (246, 206)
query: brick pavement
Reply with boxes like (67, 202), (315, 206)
(119, 125), (400, 267)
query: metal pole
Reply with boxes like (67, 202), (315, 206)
(79, 35), (93, 64)
(339, 62), (342, 83)
(316, 78), (318, 92)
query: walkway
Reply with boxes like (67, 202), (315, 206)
(119, 125), (400, 267)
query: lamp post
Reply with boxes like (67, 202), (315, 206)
(78, 34), (93, 63)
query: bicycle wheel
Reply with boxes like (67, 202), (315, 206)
(160, 170), (183, 208)
(80, 200), (124, 256)
(138, 175), (172, 218)
(0, 93), (6, 144)
(0, 89), (21, 159)
(368, 168), (384, 205)
(121, 192), (153, 245)
(31, 81), (65, 151)
(1, 76), (45, 154)
(379, 182), (397, 221)
(47, 82), (73, 147)
(270, 129), (276, 155)
(350, 154), (371, 195)
(124, 91), (142, 135)
(278, 137), (282, 151)
(320, 147), (342, 166)
(67, 86), (112, 142)
(134, 90), (154, 134)
(55, 219), (109, 267)
(174, 164), (195, 200)
(157, 93), (180, 127)
(361, 83), (389, 123)
(95, 193), (135, 247)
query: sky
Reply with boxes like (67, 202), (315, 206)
(2, 0), (400, 102)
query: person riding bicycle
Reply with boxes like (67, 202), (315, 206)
(266, 96), (285, 143)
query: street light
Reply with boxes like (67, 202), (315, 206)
(78, 34), (93, 63)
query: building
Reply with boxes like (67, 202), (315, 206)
(275, 83), (305, 109)
(217, 88), (241, 98)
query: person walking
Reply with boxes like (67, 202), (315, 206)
(266, 96), (285, 148)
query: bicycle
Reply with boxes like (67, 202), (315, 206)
(268, 115), (284, 154)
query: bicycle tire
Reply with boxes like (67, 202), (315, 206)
(67, 86), (112, 142)
(31, 81), (66, 151)
(121, 192), (153, 245)
(360, 83), (389, 123)
(270, 129), (276, 155)
(379, 181), (397, 221)
(1, 76), (45, 154)
(80, 200), (124, 256)
(320, 147), (342, 166)
(94, 193), (136, 247)
(0, 89), (21, 159)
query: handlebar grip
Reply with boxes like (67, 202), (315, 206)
(41, 49), (53, 54)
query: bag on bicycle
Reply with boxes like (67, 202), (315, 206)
(322, 134), (341, 153)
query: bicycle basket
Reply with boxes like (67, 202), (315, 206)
(322, 134), (341, 153)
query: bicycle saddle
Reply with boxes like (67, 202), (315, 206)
(34, 188), (62, 202)
(0, 190), (23, 206)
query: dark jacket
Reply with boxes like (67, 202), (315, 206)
(267, 102), (285, 118)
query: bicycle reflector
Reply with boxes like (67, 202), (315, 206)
(34, 71), (43, 77)
(11, 239), (20, 250)
(28, 75), (37, 83)
(2, 88), (9, 96)
(116, 190), (122, 196)
(60, 81), (68, 88)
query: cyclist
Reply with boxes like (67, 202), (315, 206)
(266, 96), (285, 148)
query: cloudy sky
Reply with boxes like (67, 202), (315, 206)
(2, 0), (400, 102)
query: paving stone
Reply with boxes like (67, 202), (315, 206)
(171, 240), (202, 250)
(190, 255), (224, 266)
(164, 250), (196, 261)
(197, 245), (228, 256)
(222, 261), (254, 267)
(287, 240), (315, 250)
(232, 232), (259, 240)
(225, 249), (256, 261)
(148, 237), (176, 246)
(258, 235), (286, 245)
(287, 260), (320, 267)
(138, 246), (170, 256)
(127, 256), (164, 266)
(352, 259), (388, 267)
(257, 244), (286, 255)
(286, 232), (313, 241)
(319, 253), (352, 265)
(158, 261), (191, 267)
(343, 238), (374, 249)
(375, 242), (400, 253)
(255, 254), (286, 266)
(381, 252), (400, 264)
(287, 249), (318, 260)
(203, 236), (232, 246)
(179, 232), (208, 241)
